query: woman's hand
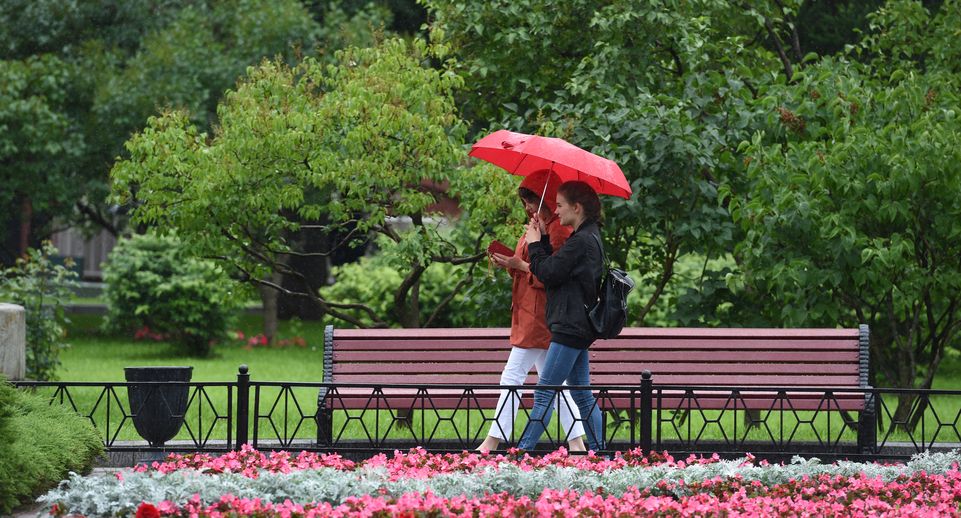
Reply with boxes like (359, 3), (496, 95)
(524, 216), (543, 244)
(492, 253), (529, 272)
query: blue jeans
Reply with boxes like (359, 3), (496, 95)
(517, 341), (605, 452)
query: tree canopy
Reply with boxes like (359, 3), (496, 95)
(729, 0), (961, 417)
(111, 38), (518, 328)
(0, 0), (388, 261)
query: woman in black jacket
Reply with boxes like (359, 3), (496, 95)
(517, 180), (605, 453)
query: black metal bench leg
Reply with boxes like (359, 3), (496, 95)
(857, 390), (877, 454)
(316, 388), (332, 447)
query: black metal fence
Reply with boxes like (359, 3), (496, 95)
(13, 366), (961, 461)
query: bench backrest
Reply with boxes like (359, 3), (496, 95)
(323, 325), (869, 389)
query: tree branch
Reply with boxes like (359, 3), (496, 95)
(772, 0), (803, 61)
(636, 234), (679, 324)
(655, 40), (684, 77)
(75, 201), (120, 236)
(219, 255), (386, 328)
(762, 14), (794, 81)
(433, 250), (487, 265)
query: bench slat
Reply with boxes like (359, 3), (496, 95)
(333, 362), (859, 375)
(333, 327), (859, 339)
(334, 338), (859, 351)
(330, 373), (861, 385)
(322, 392), (866, 412)
(333, 351), (858, 363)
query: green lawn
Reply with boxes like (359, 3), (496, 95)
(61, 313), (325, 382)
(32, 313), (961, 450)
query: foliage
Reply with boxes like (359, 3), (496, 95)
(320, 250), (514, 328)
(311, 2), (395, 57)
(0, 242), (76, 380)
(729, 6), (961, 417)
(111, 37), (518, 328)
(102, 233), (241, 356)
(424, 0), (806, 324)
(0, 55), (83, 238)
(0, 379), (103, 515)
(795, 0), (885, 57)
(0, 0), (326, 255)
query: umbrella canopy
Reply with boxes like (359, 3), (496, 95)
(469, 129), (632, 199)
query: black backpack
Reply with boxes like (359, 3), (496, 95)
(586, 233), (635, 339)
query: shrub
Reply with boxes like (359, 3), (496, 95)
(102, 233), (240, 356)
(0, 242), (77, 380)
(0, 378), (103, 514)
(320, 255), (511, 328)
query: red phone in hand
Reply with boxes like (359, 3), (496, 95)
(487, 240), (514, 257)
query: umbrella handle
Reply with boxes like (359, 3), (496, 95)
(536, 162), (554, 216)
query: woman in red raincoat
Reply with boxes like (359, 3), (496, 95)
(475, 170), (586, 453)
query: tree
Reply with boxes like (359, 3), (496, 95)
(111, 38), (517, 328)
(730, 0), (961, 428)
(0, 55), (82, 259)
(424, 0), (804, 323)
(0, 0), (328, 261)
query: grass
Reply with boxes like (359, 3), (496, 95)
(32, 313), (961, 451)
(61, 314), (324, 382)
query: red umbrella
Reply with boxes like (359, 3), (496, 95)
(469, 129), (632, 200)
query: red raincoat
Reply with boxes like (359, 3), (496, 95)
(508, 172), (572, 349)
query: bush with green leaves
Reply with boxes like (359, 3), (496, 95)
(0, 378), (103, 515)
(0, 241), (77, 381)
(320, 248), (514, 329)
(102, 233), (241, 356)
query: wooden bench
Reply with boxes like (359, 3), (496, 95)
(317, 325), (874, 451)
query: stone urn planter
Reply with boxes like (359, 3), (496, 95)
(124, 366), (193, 447)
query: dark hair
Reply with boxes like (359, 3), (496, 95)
(558, 181), (603, 226)
(517, 186), (539, 205)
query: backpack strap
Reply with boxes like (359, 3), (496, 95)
(589, 232), (609, 294)
(589, 232), (609, 270)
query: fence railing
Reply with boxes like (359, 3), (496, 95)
(13, 366), (961, 461)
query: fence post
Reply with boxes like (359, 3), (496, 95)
(236, 364), (249, 450)
(640, 370), (652, 454)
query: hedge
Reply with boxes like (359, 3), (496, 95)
(0, 378), (103, 514)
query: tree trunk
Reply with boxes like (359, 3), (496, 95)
(396, 281), (421, 328)
(392, 260), (426, 328)
(18, 195), (32, 257)
(636, 238), (677, 324)
(277, 226), (330, 320)
(260, 271), (282, 343)
(888, 393), (917, 434)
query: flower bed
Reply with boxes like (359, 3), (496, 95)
(41, 446), (961, 517)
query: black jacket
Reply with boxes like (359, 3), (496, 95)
(527, 221), (604, 349)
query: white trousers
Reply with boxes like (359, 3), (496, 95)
(486, 346), (585, 441)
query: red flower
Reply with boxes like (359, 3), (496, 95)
(136, 502), (161, 518)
